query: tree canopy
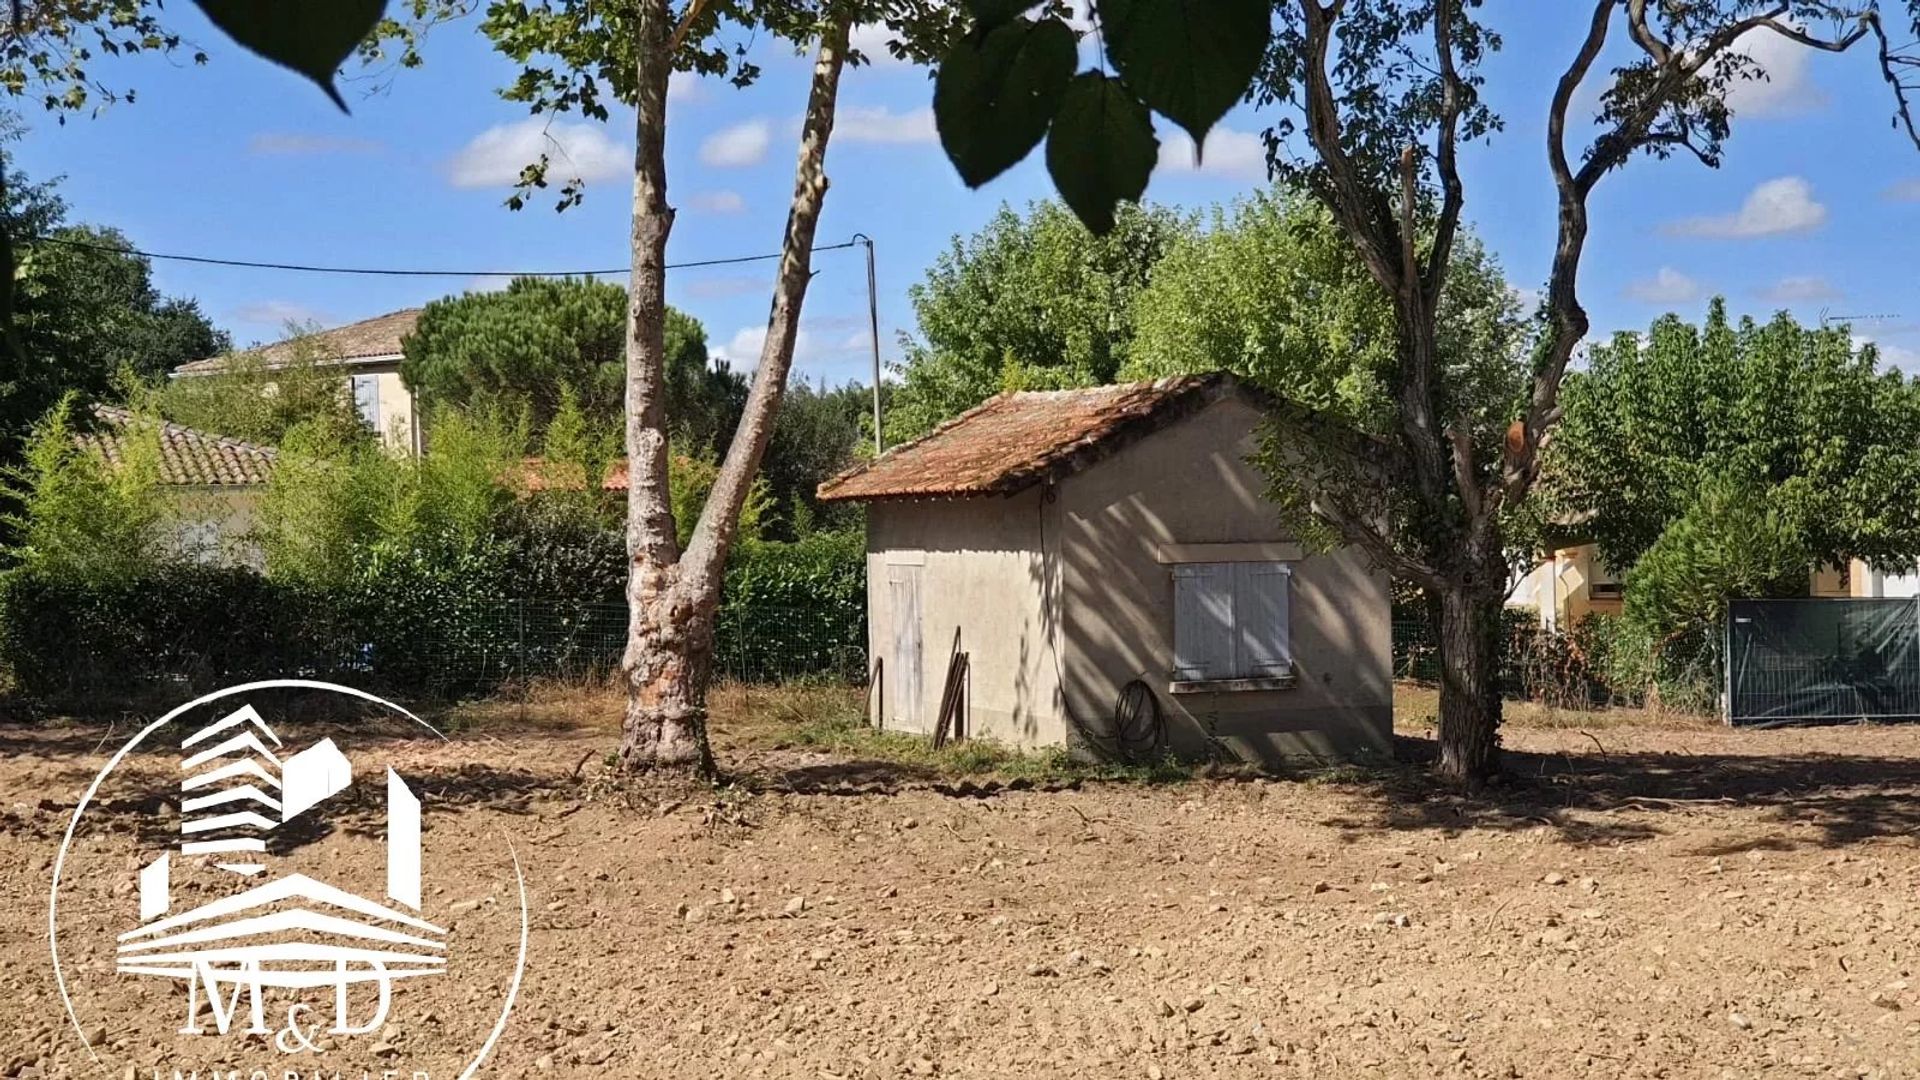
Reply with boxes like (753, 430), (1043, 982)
(0, 148), (228, 466)
(1127, 188), (1528, 550)
(889, 199), (1188, 441)
(1544, 301), (1920, 578)
(400, 276), (745, 453)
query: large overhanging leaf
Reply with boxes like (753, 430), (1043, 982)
(1046, 71), (1158, 235)
(934, 16), (1076, 189)
(1100, 0), (1269, 149)
(963, 0), (1040, 28)
(193, 0), (388, 110)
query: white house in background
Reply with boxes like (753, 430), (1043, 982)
(1854, 561), (1920, 598)
(80, 406), (277, 566)
(171, 309), (423, 456)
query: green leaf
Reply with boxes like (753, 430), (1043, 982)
(1100, 0), (1269, 148)
(193, 0), (387, 110)
(964, 0), (1039, 28)
(934, 17), (1076, 189)
(1046, 72), (1158, 235)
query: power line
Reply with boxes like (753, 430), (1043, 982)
(20, 232), (864, 278)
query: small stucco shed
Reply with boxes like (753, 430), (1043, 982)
(817, 374), (1392, 765)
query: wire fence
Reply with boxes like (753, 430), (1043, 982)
(382, 599), (868, 696)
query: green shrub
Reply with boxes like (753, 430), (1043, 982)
(2, 397), (174, 582)
(0, 564), (349, 700)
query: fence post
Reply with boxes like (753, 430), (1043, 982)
(517, 597), (528, 723)
(1722, 607), (1733, 726)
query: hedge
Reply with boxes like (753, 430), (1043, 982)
(0, 523), (868, 706)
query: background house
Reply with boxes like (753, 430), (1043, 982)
(818, 374), (1393, 765)
(172, 309), (422, 455)
(1511, 540), (1866, 630)
(82, 406), (276, 565)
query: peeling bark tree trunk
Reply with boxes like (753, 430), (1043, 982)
(617, 0), (702, 772)
(619, 9), (852, 775)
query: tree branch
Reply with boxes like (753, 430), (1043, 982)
(680, 8), (851, 594)
(1308, 492), (1446, 591)
(669, 0), (715, 51)
(1868, 13), (1920, 153)
(1511, 0), (1614, 507)
(1425, 0), (1467, 310)
(1293, 0), (1404, 296)
(1623, 0), (1669, 64)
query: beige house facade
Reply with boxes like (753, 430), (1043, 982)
(172, 308), (422, 455)
(820, 375), (1394, 766)
(1512, 542), (1878, 630)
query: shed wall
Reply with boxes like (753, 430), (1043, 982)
(865, 489), (1064, 747)
(1053, 397), (1393, 763)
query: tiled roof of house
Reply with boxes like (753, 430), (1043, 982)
(511, 456), (629, 493)
(172, 308), (422, 375)
(81, 406), (277, 486)
(817, 373), (1259, 503)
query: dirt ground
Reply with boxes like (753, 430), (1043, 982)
(4, 686), (1920, 1080)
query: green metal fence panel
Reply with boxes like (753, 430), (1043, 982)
(1727, 598), (1920, 726)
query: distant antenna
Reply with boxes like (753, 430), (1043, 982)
(1819, 307), (1903, 328)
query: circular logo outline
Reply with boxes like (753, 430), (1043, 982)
(45, 678), (529, 1079)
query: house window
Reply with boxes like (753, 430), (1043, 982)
(1590, 557), (1623, 600)
(351, 374), (381, 432)
(1171, 561), (1293, 690)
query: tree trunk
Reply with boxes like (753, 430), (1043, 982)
(681, 10), (850, 586)
(619, 8), (851, 774)
(1434, 580), (1503, 785)
(618, 0), (702, 773)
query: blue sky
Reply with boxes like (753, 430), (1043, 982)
(13, 0), (1920, 384)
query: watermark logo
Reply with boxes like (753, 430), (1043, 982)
(47, 681), (527, 1079)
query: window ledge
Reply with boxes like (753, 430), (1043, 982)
(1168, 675), (1297, 695)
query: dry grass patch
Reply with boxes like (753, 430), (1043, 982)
(1392, 680), (1720, 734)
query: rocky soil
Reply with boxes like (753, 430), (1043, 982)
(3, 707), (1920, 1079)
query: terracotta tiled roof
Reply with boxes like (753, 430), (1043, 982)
(515, 456), (725, 493)
(511, 456), (630, 493)
(817, 373), (1259, 503)
(173, 308), (422, 375)
(81, 406), (277, 487)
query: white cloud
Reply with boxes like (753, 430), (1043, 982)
(231, 300), (328, 328)
(447, 118), (627, 189)
(1756, 275), (1841, 304)
(687, 189), (746, 214)
(248, 132), (382, 155)
(1855, 335), (1920, 373)
(1883, 177), (1920, 202)
(669, 72), (700, 103)
(713, 325), (780, 367)
(837, 105), (937, 145)
(1724, 26), (1827, 118)
(711, 316), (874, 373)
(849, 24), (908, 65)
(1662, 176), (1827, 239)
(1157, 125), (1268, 182)
(700, 119), (772, 168)
(1624, 267), (1703, 304)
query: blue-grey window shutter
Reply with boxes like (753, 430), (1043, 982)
(1173, 563), (1234, 680)
(1234, 563), (1292, 677)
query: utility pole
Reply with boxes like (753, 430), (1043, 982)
(853, 233), (884, 454)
